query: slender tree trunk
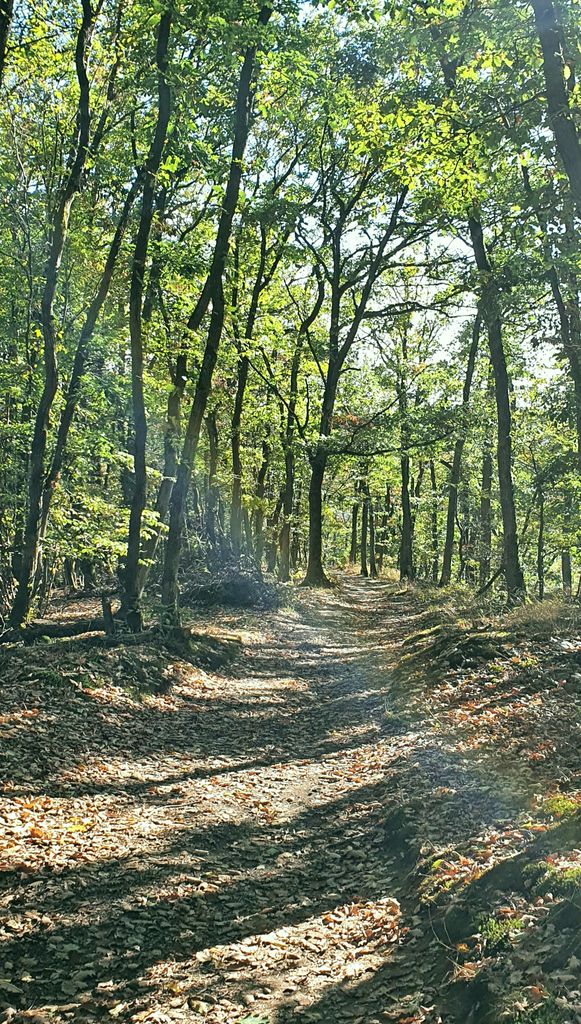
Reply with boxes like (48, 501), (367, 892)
(243, 509), (254, 555)
(439, 315), (480, 585)
(135, 191), (189, 598)
(303, 355), (338, 587)
(479, 443), (493, 588)
(429, 459), (439, 583)
(205, 412), (220, 554)
(279, 280), (322, 582)
(10, 1), (94, 628)
(396, 331), (415, 581)
(123, 10), (172, 632)
(360, 488), (369, 578)
(291, 481), (302, 569)
(252, 439), (270, 566)
(230, 226), (272, 559)
(413, 462), (424, 502)
(548, 268), (581, 468)
(531, 0), (581, 212)
(303, 370), (337, 587)
(161, 5), (272, 625)
(536, 483), (545, 600)
(136, 350), (187, 596)
(399, 453), (414, 580)
(521, 165), (581, 468)
(266, 491), (284, 573)
(0, 0), (13, 84)
(368, 491), (378, 578)
(230, 354), (249, 558)
(562, 548), (572, 598)
(37, 177), (141, 553)
(433, 44), (522, 601)
(377, 481), (393, 571)
(304, 185), (410, 585)
(301, 188), (408, 588)
(458, 508), (468, 581)
(469, 215), (525, 603)
(279, 444), (295, 581)
(349, 488), (359, 565)
(141, 187), (166, 325)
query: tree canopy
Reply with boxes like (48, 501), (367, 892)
(2, 0), (581, 624)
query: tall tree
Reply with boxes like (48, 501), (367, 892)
(439, 315), (480, 585)
(530, 0), (581, 212)
(469, 215), (525, 601)
(122, 9), (173, 632)
(0, 0), (13, 83)
(161, 3), (273, 624)
(10, 0), (96, 627)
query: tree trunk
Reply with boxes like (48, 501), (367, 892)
(536, 483), (545, 600)
(123, 10), (172, 633)
(562, 548), (572, 598)
(301, 187), (408, 587)
(161, 5), (272, 625)
(134, 191), (188, 598)
(0, 0), (13, 84)
(136, 351), (187, 597)
(399, 453), (414, 580)
(79, 557), (95, 590)
(205, 412), (220, 554)
(266, 491), (284, 573)
(548, 267), (581, 468)
(469, 215), (525, 603)
(63, 558), (77, 593)
(230, 353), (249, 558)
(279, 443), (295, 581)
(291, 481), (302, 570)
(279, 280), (323, 582)
(349, 491), (359, 565)
(368, 492), (378, 578)
(377, 481), (393, 571)
(252, 439), (270, 566)
(360, 489), (369, 578)
(303, 321), (340, 589)
(9, 0), (94, 628)
(37, 177), (141, 556)
(439, 315), (480, 585)
(521, 165), (581, 469)
(531, 0), (581, 212)
(230, 226), (270, 559)
(303, 452), (331, 586)
(303, 360), (337, 588)
(429, 459), (439, 583)
(479, 443), (493, 588)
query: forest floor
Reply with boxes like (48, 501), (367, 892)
(0, 575), (580, 1024)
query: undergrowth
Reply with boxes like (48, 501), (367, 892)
(395, 582), (581, 685)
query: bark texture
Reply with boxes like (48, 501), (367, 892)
(124, 9), (173, 632)
(439, 315), (480, 585)
(531, 0), (581, 211)
(10, 1), (95, 627)
(161, 5), (272, 623)
(469, 215), (525, 603)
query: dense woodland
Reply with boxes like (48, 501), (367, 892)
(2, 0), (581, 629)
(1, 5), (581, 1022)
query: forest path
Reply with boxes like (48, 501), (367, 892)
(0, 576), (557, 1024)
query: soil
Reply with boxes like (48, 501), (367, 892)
(0, 576), (579, 1024)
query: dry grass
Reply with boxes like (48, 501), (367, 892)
(505, 598), (581, 637)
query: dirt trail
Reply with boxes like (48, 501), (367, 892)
(0, 576), (576, 1024)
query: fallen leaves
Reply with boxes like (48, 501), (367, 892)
(0, 582), (579, 1024)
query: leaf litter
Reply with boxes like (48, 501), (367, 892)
(0, 577), (579, 1024)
